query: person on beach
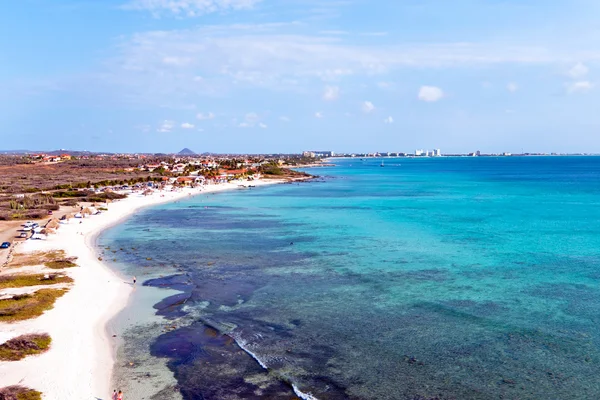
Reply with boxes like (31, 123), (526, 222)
(117, 390), (124, 400)
(133, 276), (136, 285)
(112, 390), (118, 400)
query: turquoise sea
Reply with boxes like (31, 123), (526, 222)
(101, 157), (600, 399)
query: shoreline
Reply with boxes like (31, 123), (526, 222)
(0, 179), (289, 398)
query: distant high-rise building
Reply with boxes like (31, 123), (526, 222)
(433, 149), (441, 156)
(476, 150), (481, 156)
(415, 149), (425, 156)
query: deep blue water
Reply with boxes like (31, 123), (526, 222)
(101, 157), (600, 399)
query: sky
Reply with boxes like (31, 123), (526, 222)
(2, 0), (600, 154)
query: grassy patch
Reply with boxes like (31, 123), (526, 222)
(0, 274), (73, 289)
(0, 289), (68, 323)
(0, 334), (51, 361)
(43, 260), (78, 269)
(0, 385), (42, 400)
(9, 250), (77, 269)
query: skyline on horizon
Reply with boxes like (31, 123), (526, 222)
(4, 0), (600, 154)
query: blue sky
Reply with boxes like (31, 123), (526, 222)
(3, 0), (600, 154)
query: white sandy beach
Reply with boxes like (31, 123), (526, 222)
(0, 179), (284, 399)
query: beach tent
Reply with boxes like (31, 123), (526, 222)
(61, 213), (75, 221)
(81, 207), (93, 215)
(74, 212), (83, 218)
(45, 219), (60, 230)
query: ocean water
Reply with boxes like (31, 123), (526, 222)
(101, 157), (600, 399)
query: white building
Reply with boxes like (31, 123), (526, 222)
(433, 149), (441, 156)
(415, 149), (425, 156)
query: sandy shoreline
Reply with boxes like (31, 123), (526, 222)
(0, 179), (285, 399)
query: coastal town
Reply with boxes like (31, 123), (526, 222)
(0, 150), (313, 399)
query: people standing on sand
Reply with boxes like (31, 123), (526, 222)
(133, 276), (136, 285)
(112, 389), (118, 400)
(117, 390), (124, 400)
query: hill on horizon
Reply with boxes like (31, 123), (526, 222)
(178, 148), (196, 155)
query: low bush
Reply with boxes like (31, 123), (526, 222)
(0, 334), (51, 361)
(0, 289), (68, 322)
(44, 259), (78, 269)
(0, 385), (42, 400)
(0, 274), (73, 289)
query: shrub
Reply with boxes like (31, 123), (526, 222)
(0, 274), (73, 289)
(0, 385), (42, 400)
(44, 260), (78, 269)
(0, 289), (68, 322)
(0, 334), (51, 361)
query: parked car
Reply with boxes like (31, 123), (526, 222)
(0, 242), (10, 249)
(19, 232), (28, 238)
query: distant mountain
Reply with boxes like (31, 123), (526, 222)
(178, 148), (197, 155)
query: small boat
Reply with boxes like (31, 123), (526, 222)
(380, 160), (384, 167)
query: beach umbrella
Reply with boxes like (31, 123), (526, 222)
(45, 219), (60, 229)
(81, 207), (92, 215)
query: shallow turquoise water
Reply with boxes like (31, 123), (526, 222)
(102, 156), (600, 399)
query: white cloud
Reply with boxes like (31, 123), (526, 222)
(279, 116), (290, 122)
(384, 116), (394, 124)
(319, 30), (349, 36)
(136, 124), (151, 133)
(507, 82), (519, 92)
(196, 112), (215, 120)
(362, 101), (375, 113)
(244, 112), (259, 122)
(568, 63), (589, 79)
(377, 81), (394, 90)
(112, 27), (571, 103)
(237, 112), (263, 128)
(157, 120), (175, 132)
(122, 0), (262, 17)
(162, 56), (192, 66)
(566, 80), (593, 93)
(418, 86), (444, 102)
(315, 112), (323, 118)
(181, 122), (195, 129)
(323, 86), (340, 101)
(259, 122), (268, 129)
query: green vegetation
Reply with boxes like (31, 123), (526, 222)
(0, 274), (73, 289)
(0, 385), (43, 400)
(0, 334), (51, 361)
(44, 259), (78, 269)
(9, 250), (70, 269)
(259, 162), (286, 176)
(0, 289), (68, 322)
